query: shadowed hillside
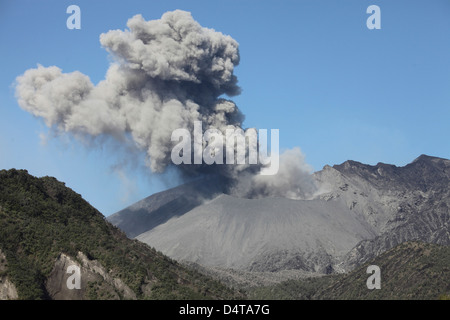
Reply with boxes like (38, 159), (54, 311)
(250, 242), (450, 300)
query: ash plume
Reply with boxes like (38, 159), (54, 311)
(15, 10), (316, 199)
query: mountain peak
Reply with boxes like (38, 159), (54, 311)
(108, 153), (449, 284)
(412, 154), (450, 165)
(332, 154), (449, 175)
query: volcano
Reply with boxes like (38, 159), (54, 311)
(107, 155), (450, 275)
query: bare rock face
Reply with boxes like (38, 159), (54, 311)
(46, 253), (85, 300)
(45, 252), (136, 300)
(0, 250), (18, 300)
(328, 155), (450, 271)
(0, 277), (17, 300)
(108, 155), (450, 275)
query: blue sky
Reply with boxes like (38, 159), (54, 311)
(1, 0), (449, 216)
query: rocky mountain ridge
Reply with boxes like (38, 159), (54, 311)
(316, 154), (450, 271)
(108, 155), (450, 277)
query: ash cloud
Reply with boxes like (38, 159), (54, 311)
(232, 148), (317, 199)
(15, 10), (316, 199)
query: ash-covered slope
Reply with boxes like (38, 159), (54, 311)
(136, 194), (375, 272)
(108, 155), (450, 274)
(108, 177), (226, 238)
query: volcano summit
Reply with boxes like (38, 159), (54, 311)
(108, 155), (450, 277)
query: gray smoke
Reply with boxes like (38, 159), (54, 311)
(15, 10), (316, 199)
(232, 147), (317, 199)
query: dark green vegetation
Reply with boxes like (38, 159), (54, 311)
(250, 242), (450, 300)
(0, 169), (242, 300)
